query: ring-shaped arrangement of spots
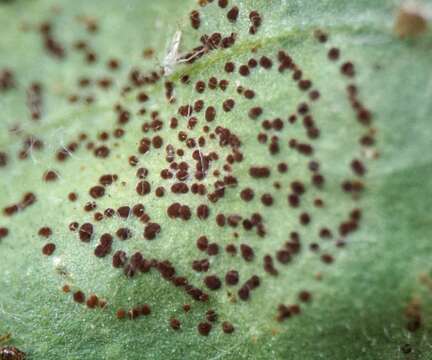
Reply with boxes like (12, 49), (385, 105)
(1, 1), (378, 337)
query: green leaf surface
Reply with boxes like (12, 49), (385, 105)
(0, 0), (431, 359)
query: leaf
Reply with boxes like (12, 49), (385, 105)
(0, 0), (431, 359)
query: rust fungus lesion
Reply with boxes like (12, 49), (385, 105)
(1, 0), (380, 337)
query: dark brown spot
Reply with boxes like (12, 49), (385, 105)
(198, 322), (212, 336)
(170, 318), (181, 330)
(42, 243), (56, 256)
(73, 291), (85, 303)
(136, 181), (151, 196)
(38, 227), (52, 238)
(222, 321), (234, 334)
(79, 223), (93, 242)
(144, 223), (161, 240)
(227, 6), (239, 22)
(89, 186), (105, 199)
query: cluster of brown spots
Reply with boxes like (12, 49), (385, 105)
(276, 303), (301, 322)
(237, 275), (260, 301)
(39, 21), (66, 58)
(21, 5), (377, 337)
(74, 40), (98, 65)
(346, 84), (373, 128)
(192, 259), (210, 272)
(112, 250), (210, 303)
(179, 29), (237, 66)
(263, 255), (278, 275)
(3, 192), (37, 216)
(94, 233), (113, 258)
(167, 203), (192, 220)
(71, 289), (107, 310)
(249, 11), (262, 34)
(116, 304), (151, 320)
(249, 166), (270, 178)
(56, 140), (80, 162)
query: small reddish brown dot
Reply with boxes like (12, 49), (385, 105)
(218, 0), (228, 8)
(225, 270), (239, 285)
(38, 227), (52, 238)
(79, 223), (93, 242)
(197, 204), (210, 219)
(225, 62), (235, 73)
(204, 275), (222, 290)
(170, 318), (181, 330)
(222, 321), (234, 334)
(141, 304), (151, 315)
(321, 254), (334, 264)
(144, 222), (161, 240)
(89, 186), (105, 199)
(299, 291), (312, 303)
(116, 309), (126, 319)
(239, 65), (250, 76)
(0, 227), (9, 239)
(42, 243), (56, 256)
(341, 62), (355, 77)
(198, 322), (212, 336)
(227, 6), (239, 22)
(136, 181), (151, 196)
(43, 170), (58, 182)
(328, 48), (340, 61)
(73, 291), (85, 303)
(86, 294), (99, 309)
